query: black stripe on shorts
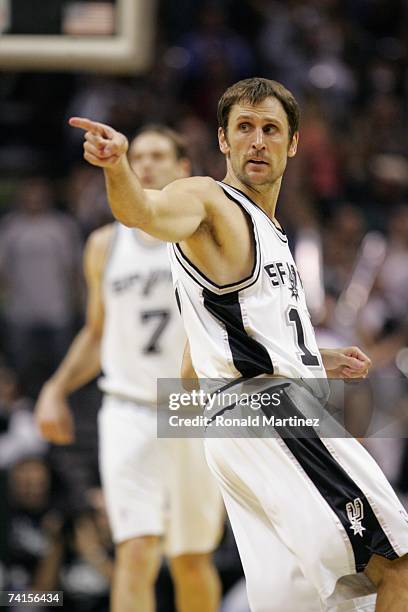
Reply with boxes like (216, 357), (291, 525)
(261, 385), (398, 571)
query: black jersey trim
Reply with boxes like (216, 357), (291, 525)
(171, 244), (208, 291)
(260, 386), (399, 571)
(219, 181), (288, 243)
(172, 198), (261, 295)
(203, 288), (274, 378)
(174, 287), (182, 314)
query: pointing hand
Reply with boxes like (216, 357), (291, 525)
(69, 117), (128, 168)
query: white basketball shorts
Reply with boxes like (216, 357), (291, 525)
(204, 380), (408, 611)
(98, 394), (224, 556)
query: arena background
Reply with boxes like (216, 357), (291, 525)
(0, 1), (407, 610)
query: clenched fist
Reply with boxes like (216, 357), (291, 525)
(320, 346), (372, 380)
(35, 382), (75, 445)
(69, 117), (128, 168)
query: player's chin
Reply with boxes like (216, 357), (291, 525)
(244, 169), (272, 185)
(139, 177), (155, 188)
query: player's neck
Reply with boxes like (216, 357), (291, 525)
(223, 172), (282, 222)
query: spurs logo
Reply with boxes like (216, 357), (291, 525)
(288, 264), (299, 300)
(264, 261), (302, 300)
(346, 498), (366, 537)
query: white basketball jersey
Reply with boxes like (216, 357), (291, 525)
(100, 224), (185, 404)
(168, 182), (327, 396)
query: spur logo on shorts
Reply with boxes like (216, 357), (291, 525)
(346, 498), (366, 537)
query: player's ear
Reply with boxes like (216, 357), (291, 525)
(288, 132), (299, 158)
(218, 127), (230, 155)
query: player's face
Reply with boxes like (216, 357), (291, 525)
(219, 97), (298, 188)
(129, 133), (189, 189)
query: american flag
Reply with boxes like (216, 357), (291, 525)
(62, 1), (115, 36)
(0, 0), (10, 34)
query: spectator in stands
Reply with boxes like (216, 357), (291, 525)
(4, 456), (62, 592)
(0, 365), (46, 468)
(59, 490), (113, 612)
(66, 165), (112, 238)
(177, 2), (255, 121)
(0, 177), (82, 397)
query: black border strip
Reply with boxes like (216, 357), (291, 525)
(174, 286), (182, 314)
(261, 388), (398, 570)
(174, 240), (259, 291)
(203, 288), (274, 378)
(172, 190), (262, 294)
(220, 181), (288, 243)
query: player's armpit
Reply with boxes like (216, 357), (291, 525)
(181, 340), (200, 391)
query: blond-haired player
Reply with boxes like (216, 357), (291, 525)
(35, 126), (223, 612)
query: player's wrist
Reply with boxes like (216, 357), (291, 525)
(44, 377), (69, 398)
(319, 348), (334, 368)
(104, 151), (130, 175)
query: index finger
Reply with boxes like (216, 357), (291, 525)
(69, 116), (113, 137)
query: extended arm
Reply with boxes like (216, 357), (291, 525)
(69, 117), (209, 242)
(34, 226), (111, 444)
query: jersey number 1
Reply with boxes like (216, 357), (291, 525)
(287, 307), (320, 366)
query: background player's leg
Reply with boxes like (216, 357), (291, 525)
(98, 398), (166, 611)
(170, 552), (221, 612)
(112, 535), (161, 612)
(165, 438), (224, 611)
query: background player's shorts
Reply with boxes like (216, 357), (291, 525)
(204, 380), (408, 611)
(98, 394), (224, 556)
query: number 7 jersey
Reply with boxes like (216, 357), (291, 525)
(100, 223), (185, 404)
(168, 182), (327, 394)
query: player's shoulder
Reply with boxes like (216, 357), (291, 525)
(163, 176), (227, 210)
(86, 223), (115, 252)
(84, 223), (115, 275)
(164, 176), (221, 196)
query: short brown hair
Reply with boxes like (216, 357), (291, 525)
(217, 77), (300, 141)
(133, 124), (189, 160)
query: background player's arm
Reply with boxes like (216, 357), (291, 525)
(34, 226), (112, 444)
(69, 118), (209, 242)
(320, 346), (371, 379)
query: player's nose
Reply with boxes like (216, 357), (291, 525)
(252, 128), (266, 150)
(139, 157), (153, 171)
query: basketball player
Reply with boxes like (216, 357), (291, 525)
(69, 78), (408, 611)
(35, 126), (223, 612)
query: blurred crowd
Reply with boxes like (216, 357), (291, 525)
(0, 0), (407, 609)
